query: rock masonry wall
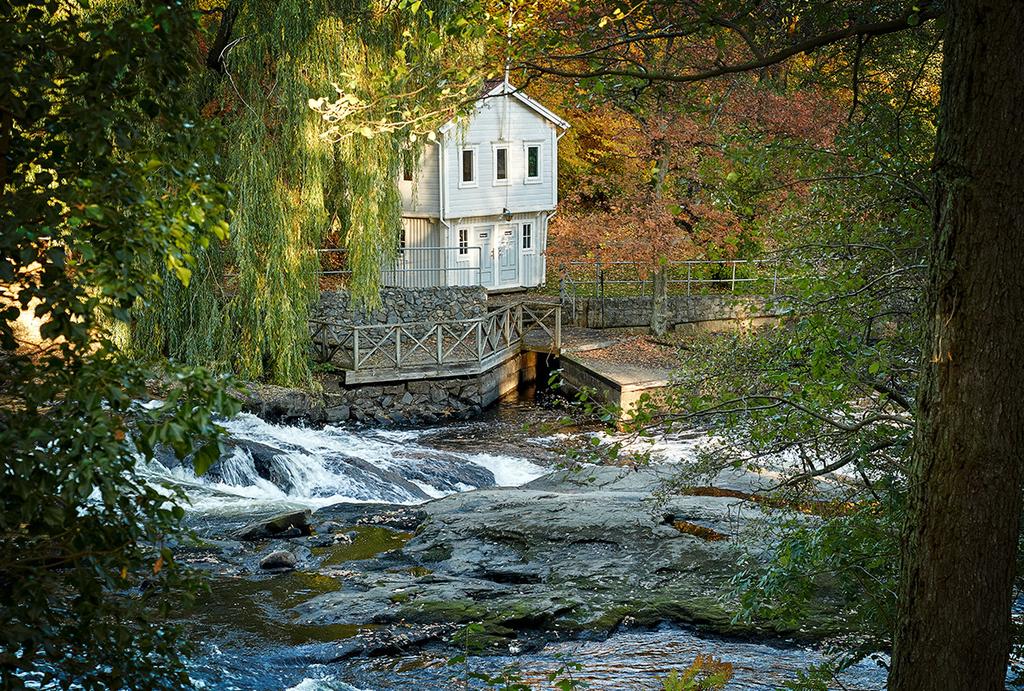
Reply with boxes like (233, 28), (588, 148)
(314, 286), (487, 326)
(562, 294), (787, 329)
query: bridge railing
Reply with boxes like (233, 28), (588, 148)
(310, 301), (561, 378)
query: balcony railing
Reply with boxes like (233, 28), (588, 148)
(319, 246), (482, 289)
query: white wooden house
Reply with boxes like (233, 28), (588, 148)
(392, 79), (569, 291)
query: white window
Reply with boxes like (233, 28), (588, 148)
(399, 227), (406, 253)
(492, 144), (509, 185)
(460, 147), (477, 187)
(458, 227), (469, 255)
(521, 223), (533, 251)
(524, 143), (542, 183)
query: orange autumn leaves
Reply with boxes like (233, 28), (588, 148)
(536, 77), (841, 267)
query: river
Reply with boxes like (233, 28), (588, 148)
(149, 395), (889, 690)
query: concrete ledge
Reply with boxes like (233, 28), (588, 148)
(558, 353), (672, 419)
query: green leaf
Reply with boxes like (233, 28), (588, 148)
(192, 440), (221, 476)
(173, 264), (192, 285)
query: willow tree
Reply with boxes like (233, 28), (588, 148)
(136, 0), (489, 384)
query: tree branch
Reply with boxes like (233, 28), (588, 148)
(205, 0), (242, 74)
(521, 5), (943, 84)
(773, 438), (902, 489)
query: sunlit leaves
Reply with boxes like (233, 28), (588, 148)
(1, 1), (239, 687)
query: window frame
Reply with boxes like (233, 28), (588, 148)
(492, 143), (510, 186)
(457, 227), (469, 257)
(521, 222), (534, 253)
(523, 142), (543, 184)
(459, 146), (479, 188)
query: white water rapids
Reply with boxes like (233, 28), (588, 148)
(145, 412), (550, 512)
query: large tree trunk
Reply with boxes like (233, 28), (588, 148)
(889, 1), (1024, 689)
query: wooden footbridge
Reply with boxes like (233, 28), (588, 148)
(310, 301), (561, 384)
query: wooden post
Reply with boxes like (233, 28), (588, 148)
(651, 260), (668, 338)
(731, 261), (737, 292)
(395, 328), (402, 367)
(436, 324), (443, 364)
(686, 263), (692, 295)
(353, 328), (360, 370)
(554, 305), (562, 351)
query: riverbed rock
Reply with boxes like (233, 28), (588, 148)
(285, 465), (836, 650)
(235, 509), (312, 541)
(259, 549), (298, 570)
(197, 465), (841, 659)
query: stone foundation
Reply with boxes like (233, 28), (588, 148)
(243, 352), (542, 427)
(315, 286), (487, 326)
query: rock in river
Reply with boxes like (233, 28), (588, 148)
(234, 509), (312, 541)
(284, 466), (839, 650)
(259, 549), (298, 570)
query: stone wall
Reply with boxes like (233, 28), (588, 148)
(562, 294), (788, 330)
(246, 378), (484, 426)
(314, 286), (487, 326)
(322, 378), (485, 425)
(244, 351), (541, 427)
(251, 286), (525, 427)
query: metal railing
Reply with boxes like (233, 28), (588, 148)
(559, 258), (792, 301)
(309, 300), (561, 379)
(319, 246), (482, 289)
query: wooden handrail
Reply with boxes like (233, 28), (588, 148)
(310, 300), (562, 374)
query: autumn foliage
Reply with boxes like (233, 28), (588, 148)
(542, 76), (842, 271)
(515, 4), (846, 274)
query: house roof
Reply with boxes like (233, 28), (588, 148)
(439, 78), (570, 134)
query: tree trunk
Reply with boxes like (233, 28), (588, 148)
(890, 1), (1024, 689)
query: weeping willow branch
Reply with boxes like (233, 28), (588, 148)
(135, 0), (488, 385)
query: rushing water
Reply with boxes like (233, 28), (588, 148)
(147, 400), (563, 513)
(150, 396), (891, 691)
(187, 628), (890, 690)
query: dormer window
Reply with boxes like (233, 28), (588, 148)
(525, 143), (541, 183)
(460, 147), (477, 187)
(493, 145), (508, 185)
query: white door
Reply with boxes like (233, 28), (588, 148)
(473, 225), (495, 287)
(497, 224), (519, 287)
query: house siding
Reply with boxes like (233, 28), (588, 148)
(444, 212), (546, 290)
(391, 218), (442, 288)
(443, 98), (558, 219)
(398, 144), (440, 217)
(396, 83), (564, 291)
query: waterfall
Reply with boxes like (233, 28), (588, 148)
(145, 412), (548, 512)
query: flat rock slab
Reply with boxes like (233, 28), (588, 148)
(278, 466), (839, 649)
